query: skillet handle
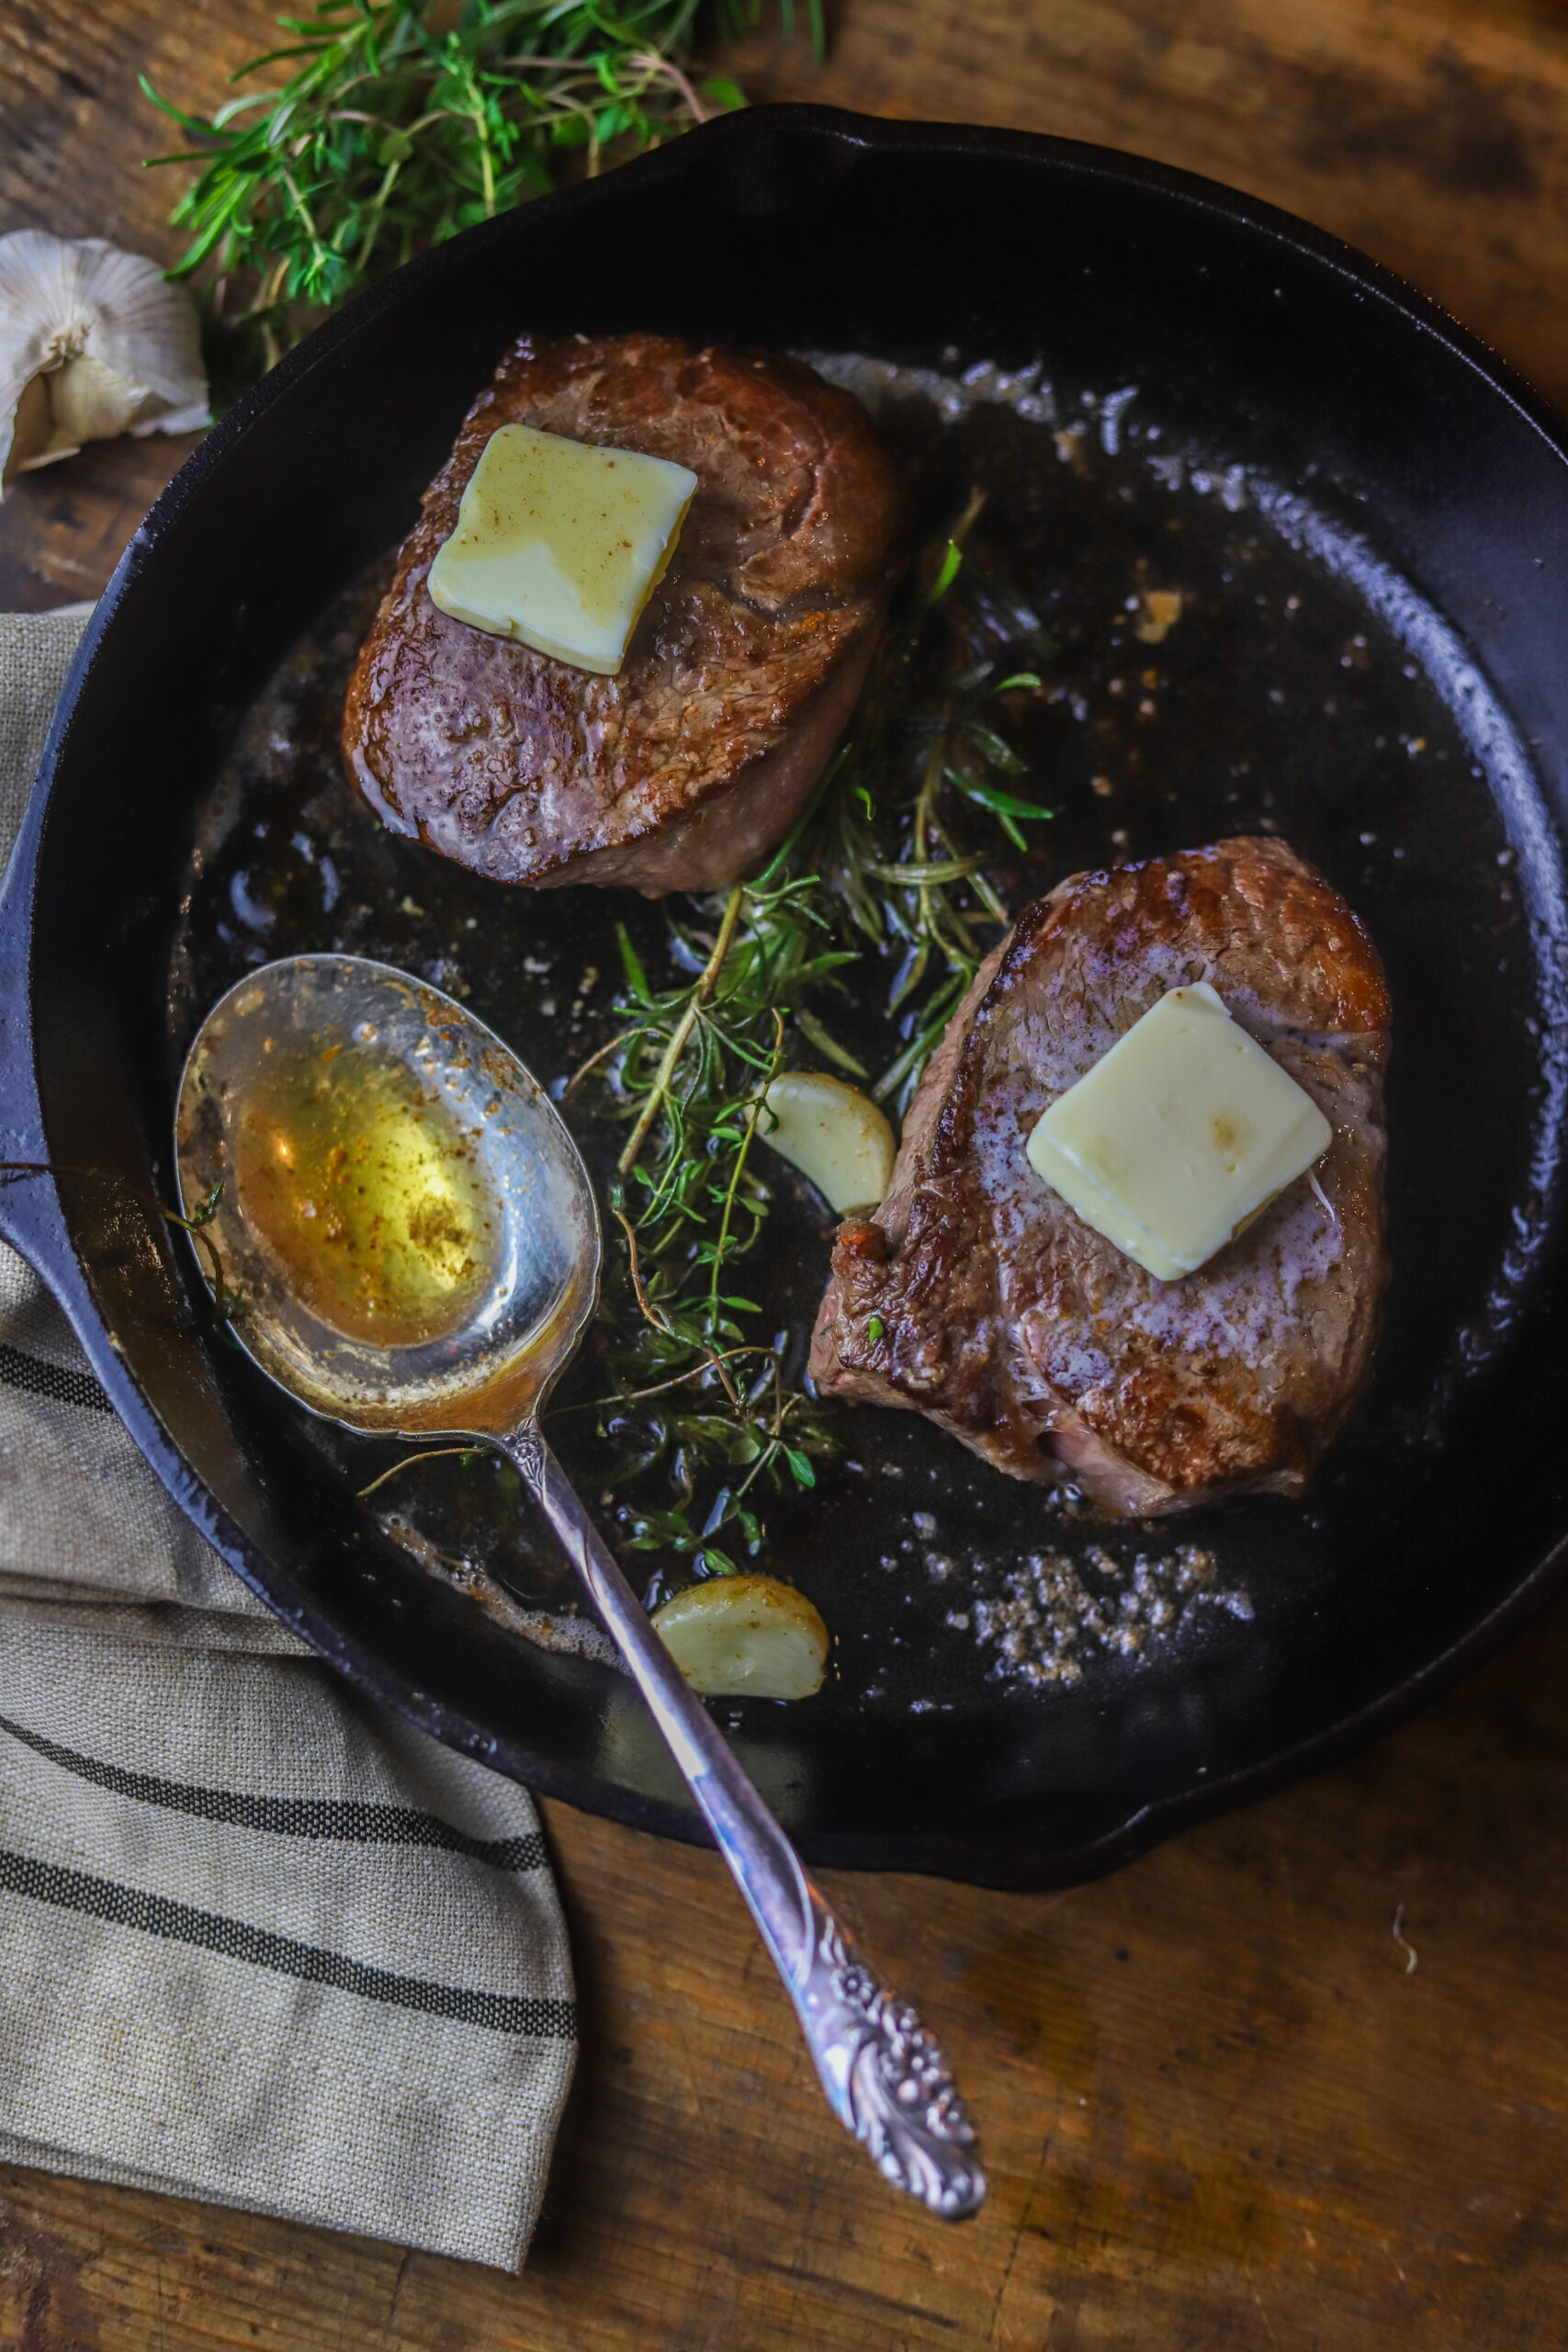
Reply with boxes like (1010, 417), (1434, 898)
(0, 733), (69, 1288)
(0, 598), (101, 1261)
(0, 776), (51, 1261)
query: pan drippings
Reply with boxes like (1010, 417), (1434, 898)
(231, 1042), (500, 1349)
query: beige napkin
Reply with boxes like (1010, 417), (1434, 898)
(0, 608), (576, 2270)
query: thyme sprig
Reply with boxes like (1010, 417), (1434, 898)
(574, 519), (1056, 1578)
(141, 0), (818, 370)
(163, 1178), (248, 1326)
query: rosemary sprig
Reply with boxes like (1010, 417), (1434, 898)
(573, 518), (1056, 1579)
(141, 0), (819, 371)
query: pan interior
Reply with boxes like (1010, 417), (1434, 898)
(162, 345), (1568, 1836)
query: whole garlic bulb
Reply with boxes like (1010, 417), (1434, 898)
(0, 232), (209, 492)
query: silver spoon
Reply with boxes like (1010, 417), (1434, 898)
(175, 952), (984, 2218)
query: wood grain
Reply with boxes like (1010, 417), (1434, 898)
(5, 3), (1568, 2344)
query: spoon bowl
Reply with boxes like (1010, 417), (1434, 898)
(175, 955), (597, 1437)
(174, 951), (985, 2218)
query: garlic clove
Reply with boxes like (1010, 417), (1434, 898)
(0, 232), (209, 492)
(760, 1069), (897, 1216)
(49, 352), (153, 446)
(652, 1575), (829, 1700)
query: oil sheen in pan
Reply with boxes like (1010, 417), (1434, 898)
(164, 355), (1565, 1721)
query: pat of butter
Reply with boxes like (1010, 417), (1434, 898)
(1025, 982), (1332, 1282)
(428, 423), (697, 676)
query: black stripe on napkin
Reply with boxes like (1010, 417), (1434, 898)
(0, 1715), (547, 1872)
(0, 1848), (576, 2037)
(0, 1343), (112, 1414)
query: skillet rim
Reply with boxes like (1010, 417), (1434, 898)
(4, 100), (1567, 1889)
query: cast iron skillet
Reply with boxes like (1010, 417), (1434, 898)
(3, 107), (1566, 1889)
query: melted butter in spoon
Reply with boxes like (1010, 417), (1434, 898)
(231, 1041), (499, 1347)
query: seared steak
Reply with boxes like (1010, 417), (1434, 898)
(808, 839), (1391, 1515)
(342, 334), (905, 894)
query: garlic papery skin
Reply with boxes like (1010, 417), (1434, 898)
(0, 232), (209, 492)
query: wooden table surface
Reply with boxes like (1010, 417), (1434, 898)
(5, 4), (1568, 2344)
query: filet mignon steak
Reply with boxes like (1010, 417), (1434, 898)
(808, 838), (1391, 1516)
(342, 334), (905, 895)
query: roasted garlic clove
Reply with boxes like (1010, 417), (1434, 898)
(652, 1574), (829, 1700)
(760, 1070), (896, 1216)
(0, 232), (209, 490)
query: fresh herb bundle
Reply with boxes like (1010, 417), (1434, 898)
(142, 0), (818, 370)
(572, 520), (1055, 1580)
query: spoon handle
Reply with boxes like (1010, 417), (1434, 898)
(505, 1430), (985, 2219)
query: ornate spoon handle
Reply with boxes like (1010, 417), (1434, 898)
(506, 1430), (986, 2219)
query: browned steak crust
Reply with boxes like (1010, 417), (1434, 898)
(342, 334), (905, 894)
(808, 838), (1391, 1515)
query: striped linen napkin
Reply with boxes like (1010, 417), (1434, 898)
(0, 608), (576, 2270)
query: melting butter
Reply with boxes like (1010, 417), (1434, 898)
(1025, 982), (1332, 1282)
(232, 1043), (500, 1347)
(428, 422), (697, 675)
